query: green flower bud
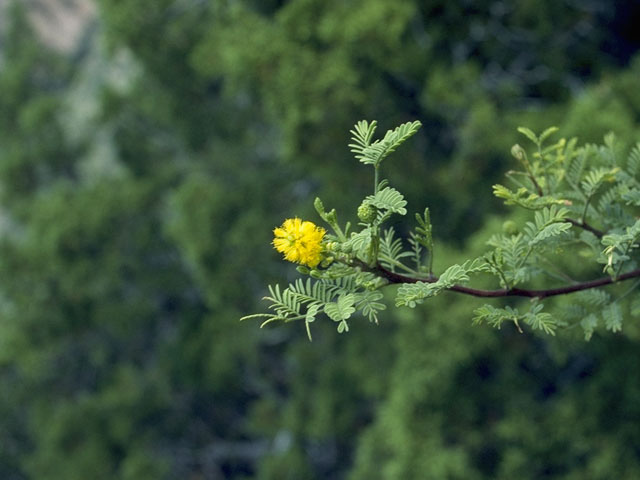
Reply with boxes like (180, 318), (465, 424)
(309, 269), (323, 279)
(313, 197), (325, 215)
(357, 202), (377, 223)
(321, 257), (334, 268)
(511, 144), (525, 160)
(502, 220), (518, 235)
(325, 241), (339, 252)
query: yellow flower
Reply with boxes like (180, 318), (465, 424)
(273, 218), (326, 268)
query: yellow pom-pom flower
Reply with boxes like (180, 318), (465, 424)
(273, 218), (326, 268)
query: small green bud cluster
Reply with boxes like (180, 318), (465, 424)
(357, 202), (378, 223)
(297, 265), (328, 278)
(502, 220), (518, 235)
(325, 241), (352, 254)
(511, 144), (526, 162)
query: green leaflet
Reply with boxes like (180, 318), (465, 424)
(601, 219), (640, 276)
(581, 314), (598, 341)
(627, 143), (640, 176)
(473, 305), (519, 330)
(602, 302), (623, 332)
(527, 222), (572, 246)
(581, 167), (620, 197)
(562, 289), (627, 339)
(493, 184), (566, 209)
(517, 126), (539, 144)
(379, 227), (412, 272)
(473, 303), (557, 335)
(354, 290), (386, 324)
(324, 294), (356, 322)
(395, 281), (440, 308)
(539, 126), (560, 143)
(364, 186), (407, 216)
(621, 187), (640, 206)
(517, 126), (559, 146)
(575, 288), (611, 307)
(522, 206), (572, 247)
(305, 304), (320, 341)
(324, 294), (356, 333)
(289, 278), (340, 305)
(344, 228), (372, 258)
(395, 259), (487, 307)
(350, 120), (421, 167)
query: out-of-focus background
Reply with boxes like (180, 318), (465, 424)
(1, 0), (640, 478)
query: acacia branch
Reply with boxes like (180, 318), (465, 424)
(564, 218), (604, 238)
(373, 264), (640, 300)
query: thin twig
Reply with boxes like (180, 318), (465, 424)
(372, 263), (640, 300)
(564, 218), (604, 238)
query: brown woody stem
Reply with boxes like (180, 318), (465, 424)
(373, 263), (640, 300)
(564, 218), (604, 238)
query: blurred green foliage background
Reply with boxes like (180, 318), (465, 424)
(1, 0), (640, 478)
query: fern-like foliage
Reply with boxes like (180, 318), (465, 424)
(408, 208), (434, 273)
(245, 121), (640, 340)
(565, 149), (586, 187)
(523, 206), (572, 247)
(581, 167), (620, 198)
(379, 228), (412, 272)
(601, 219), (640, 277)
(395, 259), (487, 307)
(343, 228), (372, 258)
(473, 303), (557, 335)
(364, 186), (407, 216)
(349, 120), (421, 167)
(324, 294), (356, 333)
(560, 289), (628, 340)
(492, 185), (566, 209)
(242, 271), (383, 339)
(627, 143), (640, 177)
(602, 302), (623, 332)
(485, 233), (533, 287)
(288, 278), (339, 305)
(621, 188), (640, 206)
(354, 290), (386, 324)
(349, 120), (378, 165)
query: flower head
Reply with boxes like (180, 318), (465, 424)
(273, 218), (326, 268)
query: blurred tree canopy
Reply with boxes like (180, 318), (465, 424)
(0, 0), (639, 478)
